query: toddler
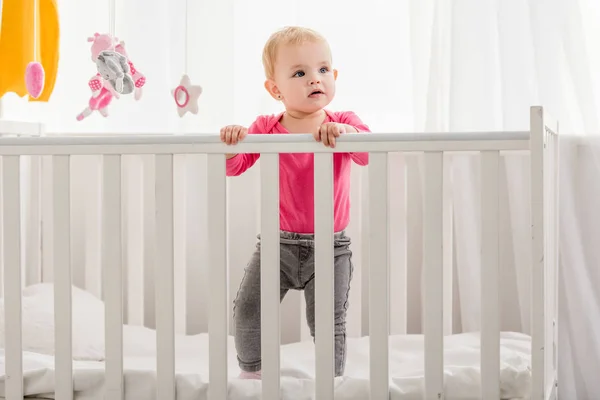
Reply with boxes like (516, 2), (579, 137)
(220, 26), (370, 379)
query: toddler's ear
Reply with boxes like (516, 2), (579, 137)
(333, 69), (338, 80)
(264, 79), (281, 100)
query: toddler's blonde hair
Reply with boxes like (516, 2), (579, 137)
(262, 26), (330, 79)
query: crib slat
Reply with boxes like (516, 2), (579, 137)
(388, 152), (407, 335)
(480, 150), (500, 398)
(481, 151), (500, 400)
(103, 155), (124, 399)
(207, 154), (228, 400)
(443, 155), (453, 335)
(25, 155), (42, 285)
(155, 154), (176, 400)
(423, 151), (444, 399)
(53, 155), (73, 400)
(261, 153), (281, 399)
(2, 156), (24, 400)
(314, 152), (335, 399)
(368, 152), (390, 399)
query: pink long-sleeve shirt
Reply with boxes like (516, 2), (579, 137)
(226, 109), (370, 234)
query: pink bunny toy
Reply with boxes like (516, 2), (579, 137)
(86, 33), (147, 100)
(115, 41), (146, 100)
(77, 33), (148, 121)
(76, 82), (116, 121)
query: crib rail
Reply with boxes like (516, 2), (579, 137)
(0, 106), (558, 400)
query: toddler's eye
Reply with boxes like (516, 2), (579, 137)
(319, 67), (329, 73)
(293, 71), (305, 77)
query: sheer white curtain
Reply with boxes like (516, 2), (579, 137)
(2, 0), (599, 397)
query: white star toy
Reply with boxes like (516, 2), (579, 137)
(171, 74), (202, 117)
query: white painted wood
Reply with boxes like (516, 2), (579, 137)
(41, 156), (54, 284)
(2, 155), (24, 400)
(388, 152), (407, 335)
(552, 130), (559, 384)
(260, 153), (281, 399)
(185, 155), (208, 334)
(345, 164), (363, 339)
(125, 155), (144, 326)
(406, 155), (422, 334)
(0, 120), (43, 136)
(102, 155), (124, 400)
(84, 156), (102, 299)
(154, 154), (176, 400)
(0, 133), (531, 157)
(423, 151), (444, 399)
(360, 166), (370, 336)
(173, 155), (187, 334)
(480, 151), (500, 399)
(442, 155), (453, 335)
(25, 155), (41, 285)
(530, 106), (546, 400)
(206, 154), (228, 400)
(314, 152), (335, 399)
(142, 155), (156, 329)
(368, 152), (390, 399)
(53, 155), (73, 400)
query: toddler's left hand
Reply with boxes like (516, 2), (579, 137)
(315, 123), (349, 148)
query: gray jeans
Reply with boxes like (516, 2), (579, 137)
(232, 230), (354, 376)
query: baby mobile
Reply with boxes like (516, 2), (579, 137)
(24, 0), (46, 99)
(76, 0), (147, 121)
(170, 0), (202, 117)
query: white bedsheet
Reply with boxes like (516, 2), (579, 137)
(0, 325), (531, 400)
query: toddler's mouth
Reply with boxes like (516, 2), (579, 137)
(309, 90), (324, 97)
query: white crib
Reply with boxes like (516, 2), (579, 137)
(0, 106), (558, 400)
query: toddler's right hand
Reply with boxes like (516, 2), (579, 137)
(220, 125), (247, 145)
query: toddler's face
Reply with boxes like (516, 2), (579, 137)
(269, 41), (337, 114)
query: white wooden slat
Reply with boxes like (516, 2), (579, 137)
(103, 155), (124, 400)
(388, 152), (407, 335)
(360, 166), (370, 336)
(552, 132), (559, 379)
(480, 151), (500, 399)
(173, 156), (188, 335)
(155, 154), (176, 400)
(207, 154), (228, 400)
(142, 155), (156, 329)
(423, 151), (444, 399)
(2, 155), (24, 400)
(185, 155), (208, 334)
(84, 156), (102, 299)
(406, 155), (422, 334)
(260, 153), (281, 399)
(530, 107), (546, 400)
(126, 155), (145, 326)
(41, 156), (54, 284)
(314, 152), (335, 399)
(25, 155), (41, 285)
(53, 155), (73, 400)
(442, 155), (453, 335)
(368, 152), (390, 399)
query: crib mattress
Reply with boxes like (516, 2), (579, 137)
(0, 326), (531, 400)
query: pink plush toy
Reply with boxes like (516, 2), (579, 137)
(76, 33), (147, 121)
(25, 62), (45, 99)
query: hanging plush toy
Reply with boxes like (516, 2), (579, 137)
(115, 40), (146, 100)
(76, 32), (147, 121)
(170, 0), (202, 117)
(96, 51), (135, 95)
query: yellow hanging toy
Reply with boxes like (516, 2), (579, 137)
(0, 0), (60, 101)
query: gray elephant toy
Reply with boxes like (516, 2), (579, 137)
(96, 50), (135, 95)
